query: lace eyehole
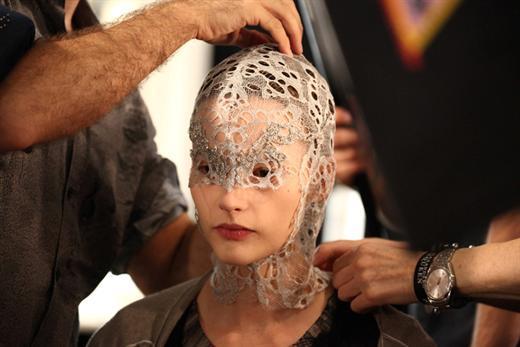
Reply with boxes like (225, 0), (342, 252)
(252, 163), (270, 178)
(197, 161), (210, 175)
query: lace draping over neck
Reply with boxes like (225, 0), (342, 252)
(189, 44), (336, 309)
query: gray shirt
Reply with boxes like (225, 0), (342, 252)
(0, 1), (187, 345)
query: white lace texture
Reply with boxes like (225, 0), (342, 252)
(189, 44), (336, 309)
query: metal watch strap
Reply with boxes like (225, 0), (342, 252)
(413, 250), (436, 304)
(429, 246), (457, 272)
(432, 245), (468, 309)
(424, 243), (469, 312)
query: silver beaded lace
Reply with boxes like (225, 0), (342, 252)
(189, 44), (336, 309)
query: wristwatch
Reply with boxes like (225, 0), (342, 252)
(422, 243), (466, 313)
(413, 250), (436, 305)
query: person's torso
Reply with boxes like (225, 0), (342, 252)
(0, 2), (153, 344)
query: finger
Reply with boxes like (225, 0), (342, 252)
(334, 147), (358, 162)
(261, 1), (303, 54)
(335, 161), (363, 184)
(234, 28), (273, 47)
(350, 294), (376, 313)
(362, 238), (410, 249)
(272, 0), (304, 39)
(313, 240), (360, 266)
(315, 258), (335, 272)
(291, 0), (305, 33)
(332, 263), (355, 288)
(334, 128), (359, 148)
(255, 8), (292, 56)
(335, 107), (353, 126)
(337, 279), (361, 302)
(270, 0), (303, 54)
(281, 0), (304, 32)
(288, 0), (304, 54)
(332, 248), (358, 273)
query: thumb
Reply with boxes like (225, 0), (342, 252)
(234, 28), (273, 48)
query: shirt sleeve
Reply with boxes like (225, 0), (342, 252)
(0, 5), (35, 81)
(110, 93), (188, 274)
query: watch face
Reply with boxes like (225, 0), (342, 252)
(425, 268), (452, 300)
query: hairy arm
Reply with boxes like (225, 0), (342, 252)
(0, 0), (302, 151)
(0, 1), (193, 151)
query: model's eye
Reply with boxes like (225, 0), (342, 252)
(197, 161), (210, 175)
(252, 163), (270, 178)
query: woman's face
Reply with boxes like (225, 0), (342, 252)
(190, 100), (306, 266)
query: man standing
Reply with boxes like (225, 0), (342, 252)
(0, 0), (303, 345)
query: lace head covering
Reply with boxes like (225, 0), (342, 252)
(189, 44), (336, 309)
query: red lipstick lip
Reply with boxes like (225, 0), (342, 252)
(214, 223), (254, 241)
(215, 223), (253, 231)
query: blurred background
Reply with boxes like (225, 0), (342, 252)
(79, 0), (365, 339)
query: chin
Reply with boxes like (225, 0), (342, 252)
(213, 247), (265, 266)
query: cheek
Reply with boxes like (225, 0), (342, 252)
(190, 186), (203, 211)
(264, 184), (301, 238)
(191, 186), (215, 227)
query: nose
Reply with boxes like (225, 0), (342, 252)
(218, 188), (249, 213)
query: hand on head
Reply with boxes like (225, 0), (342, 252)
(314, 238), (421, 313)
(180, 0), (303, 56)
(334, 107), (365, 185)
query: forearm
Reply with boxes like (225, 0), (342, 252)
(453, 208), (520, 310)
(471, 304), (520, 347)
(452, 240), (520, 309)
(0, 1), (194, 151)
(168, 222), (213, 285)
(468, 209), (520, 347)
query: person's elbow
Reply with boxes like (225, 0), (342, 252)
(0, 120), (37, 153)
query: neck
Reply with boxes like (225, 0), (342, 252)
(210, 250), (330, 309)
(197, 279), (333, 346)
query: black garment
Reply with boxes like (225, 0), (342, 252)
(327, 0), (520, 248)
(0, 1), (187, 346)
(0, 5), (34, 80)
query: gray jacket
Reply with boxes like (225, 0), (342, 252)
(88, 274), (436, 347)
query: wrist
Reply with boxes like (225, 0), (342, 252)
(452, 244), (497, 298)
(413, 250), (436, 304)
(450, 247), (473, 295)
(167, 0), (198, 41)
(417, 243), (470, 312)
